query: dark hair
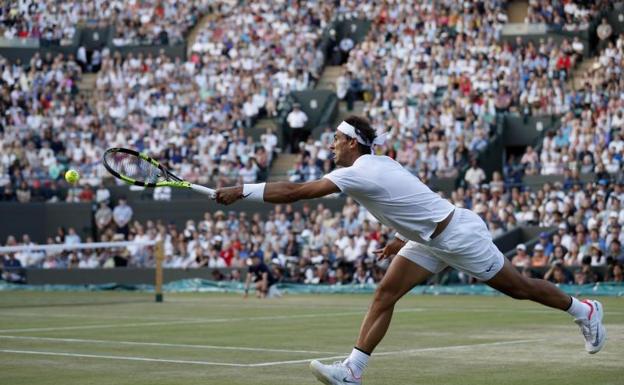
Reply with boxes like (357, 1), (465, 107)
(344, 115), (376, 154)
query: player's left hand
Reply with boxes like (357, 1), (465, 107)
(373, 238), (405, 261)
(216, 186), (243, 205)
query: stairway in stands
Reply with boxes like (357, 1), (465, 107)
(315, 65), (342, 92)
(569, 56), (599, 90)
(507, 0), (529, 23)
(77, 73), (97, 98)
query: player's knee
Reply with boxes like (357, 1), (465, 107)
(373, 283), (401, 306)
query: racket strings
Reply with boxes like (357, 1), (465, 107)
(105, 152), (163, 184)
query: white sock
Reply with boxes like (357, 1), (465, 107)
(344, 347), (369, 378)
(566, 297), (591, 319)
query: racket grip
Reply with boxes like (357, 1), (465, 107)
(189, 184), (216, 199)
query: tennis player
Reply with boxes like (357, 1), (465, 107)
(216, 116), (606, 385)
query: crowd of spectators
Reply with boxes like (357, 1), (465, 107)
(3, 175), (623, 285)
(189, 0), (333, 150)
(93, 50), (278, 187)
(333, 0), (507, 182)
(324, 0), (593, 183)
(513, 29), (623, 180)
(0, 0), (211, 46)
(0, 52), (86, 201)
(111, 0), (210, 46)
(0, 47), (283, 202)
(506, 178), (624, 283)
(1, 199), (398, 285)
(525, 0), (614, 30)
(2, 0), (623, 287)
(1, 0), (338, 199)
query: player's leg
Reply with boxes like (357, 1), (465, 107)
(354, 255), (433, 353)
(485, 257), (570, 309)
(254, 281), (266, 297)
(311, 243), (444, 385)
(485, 257), (606, 353)
(432, 208), (606, 354)
(266, 284), (281, 298)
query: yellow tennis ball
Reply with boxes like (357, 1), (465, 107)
(65, 169), (80, 184)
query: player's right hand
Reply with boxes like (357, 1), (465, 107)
(216, 186), (244, 205)
(373, 238), (406, 261)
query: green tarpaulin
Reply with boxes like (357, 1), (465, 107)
(1, 279), (623, 297)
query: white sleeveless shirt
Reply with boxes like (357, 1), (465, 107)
(324, 155), (455, 243)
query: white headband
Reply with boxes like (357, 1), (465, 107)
(336, 121), (387, 151)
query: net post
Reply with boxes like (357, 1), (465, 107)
(155, 240), (164, 303)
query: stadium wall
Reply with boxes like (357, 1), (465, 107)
(503, 115), (560, 147)
(0, 202), (93, 243)
(24, 268), (223, 285)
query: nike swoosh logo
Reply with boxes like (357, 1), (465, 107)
(342, 377), (360, 384)
(242, 193), (251, 198)
(485, 263), (495, 273)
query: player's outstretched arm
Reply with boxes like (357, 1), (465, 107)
(215, 178), (340, 205)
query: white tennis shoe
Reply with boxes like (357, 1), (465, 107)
(574, 299), (606, 354)
(310, 360), (362, 385)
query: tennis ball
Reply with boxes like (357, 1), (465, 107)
(65, 169), (80, 184)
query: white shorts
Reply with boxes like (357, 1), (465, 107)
(398, 208), (505, 281)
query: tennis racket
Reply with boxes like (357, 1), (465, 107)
(102, 148), (216, 199)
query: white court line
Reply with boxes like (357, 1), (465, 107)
(2, 306), (621, 323)
(0, 349), (248, 367)
(2, 305), (620, 333)
(0, 335), (337, 355)
(0, 309), (382, 333)
(248, 338), (543, 367)
(0, 312), (210, 322)
(0, 339), (541, 367)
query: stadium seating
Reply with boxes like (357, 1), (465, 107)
(1, 0), (623, 286)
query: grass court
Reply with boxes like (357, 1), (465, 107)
(0, 292), (622, 385)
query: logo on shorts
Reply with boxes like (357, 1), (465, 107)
(485, 263), (495, 273)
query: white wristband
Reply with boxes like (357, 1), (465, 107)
(395, 232), (408, 242)
(242, 183), (266, 202)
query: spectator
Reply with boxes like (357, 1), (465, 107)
(153, 186), (172, 201)
(352, 263), (374, 285)
(2, 253), (25, 283)
(65, 227), (81, 245)
(336, 70), (350, 101)
(606, 263), (623, 282)
(596, 18), (613, 51)
(287, 104), (309, 153)
(16, 181), (32, 203)
(95, 183), (111, 204)
(239, 159), (259, 184)
(95, 202), (113, 238)
(113, 197), (133, 238)
(531, 244), (548, 267)
(588, 243), (607, 266)
(512, 244), (531, 267)
(244, 253), (280, 298)
(544, 261), (573, 284)
(608, 240), (624, 264)
(464, 159), (486, 189)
